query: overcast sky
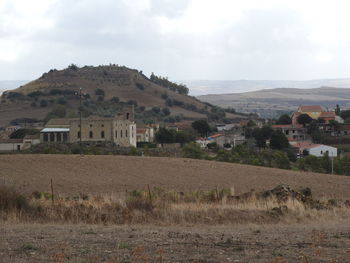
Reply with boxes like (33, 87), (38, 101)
(1, 0), (350, 83)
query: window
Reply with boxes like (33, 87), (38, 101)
(126, 130), (128, 137)
(101, 131), (105, 138)
(77, 131), (81, 138)
(126, 113), (130, 120)
(101, 124), (104, 127)
(321, 150), (323, 154)
(17, 145), (20, 151)
(89, 131), (93, 138)
(120, 130), (123, 138)
(115, 130), (118, 138)
(90, 124), (93, 127)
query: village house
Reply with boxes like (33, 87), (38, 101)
(292, 141), (337, 157)
(0, 138), (24, 152)
(272, 124), (306, 142)
(292, 105), (343, 125)
(40, 111), (137, 147)
(197, 132), (245, 148)
(0, 134), (40, 152)
(136, 124), (158, 143)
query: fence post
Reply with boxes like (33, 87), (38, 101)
(50, 178), (54, 205)
(147, 184), (152, 203)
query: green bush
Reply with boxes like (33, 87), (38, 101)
(182, 143), (203, 159)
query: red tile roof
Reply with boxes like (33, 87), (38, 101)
(210, 134), (223, 138)
(272, 124), (303, 129)
(0, 139), (23, 143)
(292, 141), (322, 151)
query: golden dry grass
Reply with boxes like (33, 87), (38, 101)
(2, 186), (350, 226)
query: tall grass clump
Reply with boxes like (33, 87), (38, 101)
(0, 186), (29, 213)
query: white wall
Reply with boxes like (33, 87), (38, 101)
(308, 145), (337, 157)
(0, 143), (23, 151)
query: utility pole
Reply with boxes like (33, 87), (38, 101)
(76, 88), (83, 155)
(331, 155), (334, 175)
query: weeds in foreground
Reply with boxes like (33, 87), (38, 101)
(1, 185), (350, 225)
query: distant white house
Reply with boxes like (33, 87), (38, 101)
(293, 141), (337, 157)
(306, 144), (337, 157)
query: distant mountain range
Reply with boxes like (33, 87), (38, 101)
(197, 87), (350, 118)
(183, 79), (350, 95)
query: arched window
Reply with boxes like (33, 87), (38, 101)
(101, 131), (105, 138)
(120, 130), (123, 138)
(89, 131), (93, 138)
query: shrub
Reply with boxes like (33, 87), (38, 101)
(182, 143), (203, 159)
(56, 97), (67, 105)
(95, 88), (105, 96)
(40, 99), (48, 107)
(27, 91), (43, 98)
(135, 83), (145, 90)
(111, 96), (119, 103)
(0, 186), (29, 212)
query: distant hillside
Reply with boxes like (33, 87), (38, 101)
(0, 80), (28, 95)
(0, 65), (246, 127)
(198, 87), (350, 118)
(184, 79), (350, 95)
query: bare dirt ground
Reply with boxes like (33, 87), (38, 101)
(1, 223), (349, 263)
(1, 154), (350, 199)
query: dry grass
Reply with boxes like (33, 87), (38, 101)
(1, 186), (350, 226)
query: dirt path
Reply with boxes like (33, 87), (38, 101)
(1, 154), (350, 199)
(1, 223), (349, 262)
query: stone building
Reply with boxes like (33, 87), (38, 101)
(41, 111), (137, 147)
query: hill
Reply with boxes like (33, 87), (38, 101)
(0, 65), (246, 127)
(0, 80), (28, 95)
(198, 87), (350, 118)
(1, 154), (350, 199)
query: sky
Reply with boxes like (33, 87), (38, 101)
(1, 0), (350, 84)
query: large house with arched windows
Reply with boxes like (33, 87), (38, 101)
(40, 111), (136, 147)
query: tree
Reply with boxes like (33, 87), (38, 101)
(111, 97), (119, 103)
(276, 114), (292, 125)
(335, 104), (341, 116)
(95, 88), (105, 96)
(40, 99), (48, 107)
(252, 126), (273, 148)
(10, 128), (39, 139)
(152, 107), (161, 114)
(297, 114), (313, 127)
(182, 143), (203, 159)
(162, 107), (170, 116)
(246, 120), (256, 127)
(155, 128), (176, 143)
(340, 110), (350, 120)
(191, 120), (211, 137)
(270, 130), (289, 150)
